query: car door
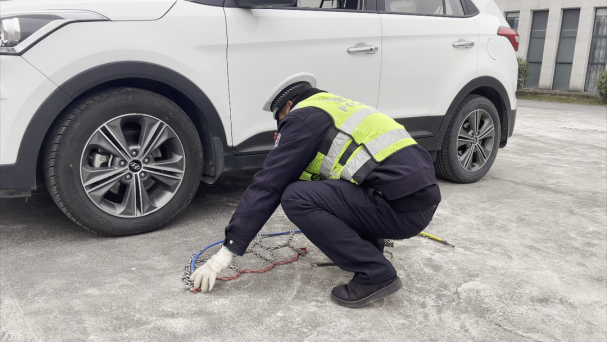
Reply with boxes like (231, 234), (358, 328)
(225, 0), (382, 154)
(377, 0), (479, 137)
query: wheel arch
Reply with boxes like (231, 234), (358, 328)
(2, 61), (227, 191)
(416, 76), (514, 151)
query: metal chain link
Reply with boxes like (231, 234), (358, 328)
(182, 231), (301, 291)
(183, 233), (396, 291)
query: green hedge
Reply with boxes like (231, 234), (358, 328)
(595, 69), (607, 104)
(517, 57), (530, 90)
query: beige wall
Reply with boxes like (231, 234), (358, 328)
(494, 0), (606, 91)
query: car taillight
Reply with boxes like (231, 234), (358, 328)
(498, 26), (520, 52)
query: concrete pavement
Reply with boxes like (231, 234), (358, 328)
(1, 100), (606, 341)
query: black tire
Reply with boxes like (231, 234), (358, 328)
(434, 95), (501, 183)
(44, 87), (203, 235)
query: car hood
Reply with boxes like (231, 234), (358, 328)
(0, 0), (177, 21)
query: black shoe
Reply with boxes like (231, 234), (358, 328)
(330, 276), (402, 308)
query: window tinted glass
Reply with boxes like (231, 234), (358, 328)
(386, 0), (442, 15)
(445, 0), (463, 16)
(297, 0), (365, 9)
(385, 0), (464, 16)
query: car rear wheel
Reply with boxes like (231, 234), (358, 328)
(44, 87), (203, 235)
(434, 95), (501, 183)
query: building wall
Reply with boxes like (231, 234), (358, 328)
(494, 0), (606, 91)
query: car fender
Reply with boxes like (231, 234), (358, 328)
(0, 61), (228, 190)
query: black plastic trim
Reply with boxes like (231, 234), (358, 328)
(409, 76), (513, 152)
(187, 0), (225, 6)
(223, 153), (268, 172)
(0, 61), (228, 191)
(395, 116), (443, 138)
(220, 76), (514, 171)
(201, 137), (226, 184)
(233, 131), (276, 155)
(60, 62), (228, 147)
(507, 108), (516, 137)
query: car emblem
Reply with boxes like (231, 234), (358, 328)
(129, 160), (142, 172)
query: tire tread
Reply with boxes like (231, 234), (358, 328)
(434, 94), (489, 183)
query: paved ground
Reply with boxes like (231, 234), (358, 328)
(1, 100), (606, 342)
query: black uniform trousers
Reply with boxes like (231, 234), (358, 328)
(281, 180), (436, 285)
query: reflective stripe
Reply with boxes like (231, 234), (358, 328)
(340, 148), (372, 181)
(365, 129), (411, 156)
(339, 107), (377, 134)
(320, 132), (350, 179)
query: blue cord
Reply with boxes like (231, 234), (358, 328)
(190, 230), (302, 272)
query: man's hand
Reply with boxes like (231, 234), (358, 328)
(190, 247), (235, 292)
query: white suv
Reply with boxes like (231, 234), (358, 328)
(0, 0), (519, 235)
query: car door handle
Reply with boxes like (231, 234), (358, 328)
(452, 41), (475, 49)
(347, 46), (379, 55)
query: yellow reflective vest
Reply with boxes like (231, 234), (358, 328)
(295, 92), (418, 184)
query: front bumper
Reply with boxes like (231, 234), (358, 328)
(0, 56), (59, 190)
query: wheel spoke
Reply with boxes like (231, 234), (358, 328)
(472, 110), (480, 136)
(86, 172), (126, 205)
(478, 124), (495, 140)
(116, 176), (138, 216)
(458, 126), (474, 147)
(146, 169), (182, 192)
(88, 130), (131, 161)
(81, 165), (128, 187)
(459, 146), (474, 171)
(138, 176), (157, 215)
(144, 156), (185, 175)
(456, 109), (496, 173)
(81, 114), (186, 218)
(138, 117), (162, 150)
(477, 144), (490, 163)
(104, 120), (131, 160)
(140, 121), (167, 158)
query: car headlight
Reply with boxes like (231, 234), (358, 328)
(0, 11), (108, 55)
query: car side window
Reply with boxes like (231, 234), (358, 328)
(385, 0), (464, 16)
(295, 0), (367, 10)
(445, 0), (464, 16)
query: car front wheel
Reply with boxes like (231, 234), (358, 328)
(44, 87), (203, 235)
(434, 94), (501, 183)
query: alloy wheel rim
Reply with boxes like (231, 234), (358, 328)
(80, 114), (186, 218)
(457, 109), (495, 173)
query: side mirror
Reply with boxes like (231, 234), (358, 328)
(233, 0), (297, 8)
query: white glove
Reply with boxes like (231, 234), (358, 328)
(190, 247), (235, 292)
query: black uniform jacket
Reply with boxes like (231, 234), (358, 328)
(223, 106), (440, 255)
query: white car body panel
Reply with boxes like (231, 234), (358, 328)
(21, 1), (232, 145)
(0, 0), (518, 193)
(225, 8), (383, 148)
(377, 14), (480, 121)
(472, 0), (518, 110)
(0, 0), (176, 21)
(0, 56), (57, 164)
